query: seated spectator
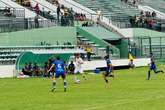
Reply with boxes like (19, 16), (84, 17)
(28, 62), (33, 76)
(3, 7), (12, 17)
(43, 62), (50, 77)
(22, 63), (31, 76)
(82, 22), (88, 27)
(61, 4), (65, 10)
(22, 0), (31, 7)
(22, 62), (33, 76)
(68, 61), (75, 74)
(52, 0), (59, 5)
(48, 58), (54, 76)
(33, 63), (40, 76)
(152, 11), (156, 17)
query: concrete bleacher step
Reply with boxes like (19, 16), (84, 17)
(77, 36), (84, 38)
(98, 47), (106, 50)
(91, 44), (100, 47)
(87, 41), (95, 44)
(81, 38), (89, 41)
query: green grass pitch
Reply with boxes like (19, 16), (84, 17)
(0, 66), (165, 110)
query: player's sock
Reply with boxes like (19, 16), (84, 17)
(104, 77), (108, 83)
(51, 80), (56, 92)
(110, 75), (114, 78)
(105, 79), (108, 83)
(74, 75), (78, 82)
(63, 80), (67, 92)
(161, 70), (164, 74)
(148, 71), (151, 80)
(155, 70), (163, 74)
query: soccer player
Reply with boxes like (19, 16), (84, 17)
(103, 55), (114, 83)
(148, 53), (164, 80)
(68, 61), (75, 74)
(74, 53), (87, 83)
(47, 57), (67, 92)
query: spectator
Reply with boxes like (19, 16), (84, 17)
(34, 3), (40, 14)
(28, 62), (33, 76)
(152, 11), (156, 17)
(85, 45), (92, 61)
(33, 63), (40, 76)
(22, 0), (31, 7)
(69, 8), (74, 26)
(48, 58), (54, 76)
(22, 63), (30, 76)
(43, 62), (49, 77)
(34, 14), (39, 28)
(57, 4), (61, 22)
(3, 7), (12, 17)
(96, 8), (102, 21)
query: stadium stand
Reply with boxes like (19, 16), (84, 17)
(14, 0), (58, 21)
(77, 27), (120, 58)
(72, 0), (140, 28)
(0, 26), (77, 64)
(140, 0), (165, 13)
(0, 18), (57, 33)
(0, 0), (36, 18)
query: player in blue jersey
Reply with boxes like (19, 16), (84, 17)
(148, 53), (164, 80)
(103, 55), (114, 83)
(48, 57), (67, 92)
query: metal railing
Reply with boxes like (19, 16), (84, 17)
(0, 18), (57, 33)
(127, 36), (165, 59)
(0, 0), (25, 18)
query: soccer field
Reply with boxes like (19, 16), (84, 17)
(0, 67), (165, 110)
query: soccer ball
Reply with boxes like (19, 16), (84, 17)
(75, 79), (80, 84)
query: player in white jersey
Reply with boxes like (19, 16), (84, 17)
(74, 53), (87, 83)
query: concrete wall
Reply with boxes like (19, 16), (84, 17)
(83, 58), (150, 71)
(0, 65), (15, 78)
(0, 26), (77, 46)
(0, 58), (150, 78)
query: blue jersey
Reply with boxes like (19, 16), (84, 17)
(150, 62), (156, 71)
(106, 59), (112, 71)
(53, 60), (65, 73)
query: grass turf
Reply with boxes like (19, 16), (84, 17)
(0, 66), (165, 110)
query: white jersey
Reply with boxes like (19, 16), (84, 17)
(75, 57), (83, 68)
(74, 57), (83, 73)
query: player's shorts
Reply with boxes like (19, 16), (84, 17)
(74, 67), (83, 74)
(54, 71), (65, 78)
(105, 68), (112, 77)
(150, 64), (156, 71)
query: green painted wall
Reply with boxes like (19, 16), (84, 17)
(0, 26), (77, 46)
(77, 27), (120, 57)
(115, 39), (129, 58)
